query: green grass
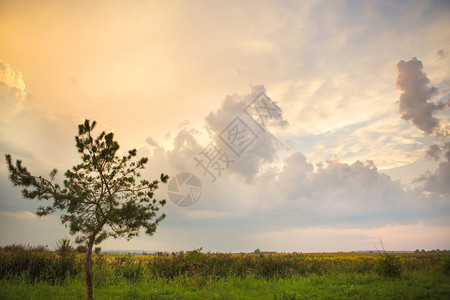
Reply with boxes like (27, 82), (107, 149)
(1, 251), (449, 299)
(1, 271), (449, 299)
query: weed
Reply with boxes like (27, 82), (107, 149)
(375, 254), (402, 278)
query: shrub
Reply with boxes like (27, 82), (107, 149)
(375, 254), (402, 277)
(0, 250), (81, 283)
(76, 245), (87, 253)
(4, 250), (448, 284)
(442, 256), (450, 276)
(33, 245), (48, 252)
(55, 238), (74, 255)
(3, 244), (27, 252)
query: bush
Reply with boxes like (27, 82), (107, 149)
(442, 256), (450, 276)
(76, 245), (87, 253)
(33, 245), (48, 252)
(0, 250), (81, 283)
(3, 250), (448, 284)
(3, 244), (27, 252)
(375, 254), (402, 277)
(55, 238), (74, 255)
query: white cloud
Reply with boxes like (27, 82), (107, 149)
(415, 142), (450, 196)
(1, 1), (449, 252)
(203, 86), (288, 182)
(0, 60), (26, 100)
(0, 60), (27, 121)
(153, 84), (447, 235)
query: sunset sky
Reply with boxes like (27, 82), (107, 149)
(1, 0), (449, 253)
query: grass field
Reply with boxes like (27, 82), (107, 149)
(1, 249), (449, 299)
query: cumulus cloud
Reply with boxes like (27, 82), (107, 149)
(165, 128), (204, 178)
(396, 57), (446, 135)
(0, 60), (84, 171)
(2, 79), (448, 251)
(161, 148), (435, 232)
(2, 0), (450, 251)
(308, 159), (412, 219)
(0, 60), (27, 121)
(0, 60), (26, 100)
(204, 86), (288, 182)
(249, 153), (431, 228)
(417, 161), (450, 196)
(277, 152), (314, 199)
(415, 142), (450, 196)
(393, 57), (449, 203)
(152, 85), (446, 230)
(158, 86), (288, 185)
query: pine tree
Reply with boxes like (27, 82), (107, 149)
(5, 120), (168, 299)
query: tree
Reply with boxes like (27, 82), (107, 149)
(5, 120), (168, 299)
(76, 245), (87, 253)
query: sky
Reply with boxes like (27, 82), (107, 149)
(0, 0), (449, 253)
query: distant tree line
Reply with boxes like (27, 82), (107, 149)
(415, 249), (449, 253)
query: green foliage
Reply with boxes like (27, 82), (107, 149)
(2, 244), (27, 252)
(2, 251), (448, 285)
(0, 249), (81, 284)
(55, 238), (74, 255)
(1, 244), (48, 253)
(94, 247), (101, 254)
(375, 254), (402, 277)
(76, 245), (87, 253)
(5, 119), (168, 247)
(2, 269), (450, 299)
(442, 256), (450, 276)
(186, 248), (204, 267)
(5, 119), (169, 299)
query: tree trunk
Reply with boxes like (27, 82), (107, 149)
(85, 240), (94, 300)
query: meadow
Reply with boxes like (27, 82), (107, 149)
(1, 247), (449, 299)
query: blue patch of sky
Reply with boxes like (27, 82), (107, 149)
(282, 116), (434, 164)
